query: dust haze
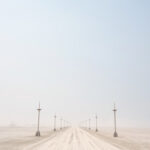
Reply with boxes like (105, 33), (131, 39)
(0, 0), (150, 149)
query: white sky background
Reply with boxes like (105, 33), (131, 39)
(0, 0), (150, 127)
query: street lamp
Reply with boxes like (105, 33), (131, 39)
(95, 114), (98, 132)
(89, 118), (91, 130)
(54, 114), (57, 131)
(60, 117), (62, 130)
(113, 103), (118, 137)
(35, 102), (42, 136)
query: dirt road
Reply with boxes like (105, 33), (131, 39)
(24, 127), (120, 150)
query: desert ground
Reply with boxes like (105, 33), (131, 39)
(0, 127), (150, 150)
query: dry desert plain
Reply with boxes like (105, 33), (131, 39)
(0, 127), (150, 150)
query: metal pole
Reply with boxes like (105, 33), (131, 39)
(95, 115), (98, 132)
(60, 118), (62, 130)
(89, 119), (91, 130)
(35, 102), (42, 136)
(64, 120), (66, 128)
(54, 114), (56, 131)
(113, 103), (118, 137)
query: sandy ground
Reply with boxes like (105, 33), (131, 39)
(0, 127), (150, 150)
(85, 127), (150, 150)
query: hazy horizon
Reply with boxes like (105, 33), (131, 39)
(0, 0), (150, 128)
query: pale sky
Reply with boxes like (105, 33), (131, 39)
(0, 0), (150, 127)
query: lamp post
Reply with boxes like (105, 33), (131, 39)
(85, 120), (87, 129)
(113, 103), (118, 137)
(54, 114), (56, 131)
(95, 114), (98, 132)
(89, 118), (91, 130)
(60, 117), (62, 130)
(35, 102), (42, 136)
(63, 120), (66, 128)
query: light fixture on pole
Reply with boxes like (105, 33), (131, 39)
(35, 102), (42, 136)
(113, 103), (118, 137)
(60, 117), (62, 130)
(54, 114), (57, 131)
(89, 118), (91, 130)
(95, 114), (98, 132)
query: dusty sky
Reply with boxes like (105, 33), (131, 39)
(0, 0), (150, 127)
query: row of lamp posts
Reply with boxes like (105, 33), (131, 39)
(35, 102), (118, 137)
(53, 114), (70, 132)
(80, 104), (118, 137)
(80, 114), (98, 132)
(35, 102), (70, 136)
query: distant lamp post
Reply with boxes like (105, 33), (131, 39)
(54, 114), (57, 131)
(35, 102), (42, 136)
(89, 119), (91, 130)
(95, 114), (98, 132)
(63, 120), (66, 128)
(113, 103), (118, 137)
(60, 117), (62, 130)
(85, 120), (87, 129)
